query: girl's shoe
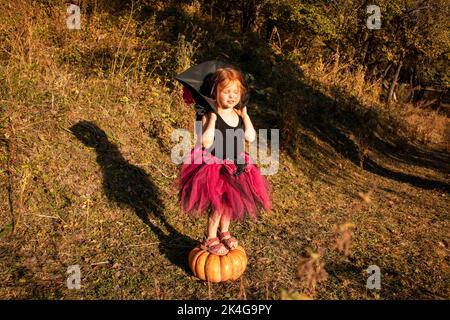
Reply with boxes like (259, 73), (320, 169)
(201, 237), (229, 256)
(218, 231), (238, 250)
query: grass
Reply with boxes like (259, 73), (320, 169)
(0, 0), (449, 300)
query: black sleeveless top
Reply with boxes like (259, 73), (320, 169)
(207, 112), (245, 162)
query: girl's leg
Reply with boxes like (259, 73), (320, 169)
(219, 214), (231, 233)
(207, 210), (221, 239)
(219, 214), (238, 249)
(203, 210), (229, 255)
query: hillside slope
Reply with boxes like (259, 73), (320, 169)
(0, 1), (449, 300)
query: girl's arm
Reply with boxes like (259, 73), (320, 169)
(238, 107), (256, 143)
(201, 112), (217, 149)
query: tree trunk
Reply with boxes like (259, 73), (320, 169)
(359, 32), (370, 66)
(241, 0), (260, 33)
(387, 52), (405, 104)
(382, 63), (392, 79)
(265, 18), (275, 42)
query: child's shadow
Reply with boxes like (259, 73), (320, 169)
(70, 121), (198, 273)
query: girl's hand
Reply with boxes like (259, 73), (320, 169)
(237, 106), (256, 142)
(208, 111), (217, 122)
(202, 111), (217, 149)
(234, 106), (248, 118)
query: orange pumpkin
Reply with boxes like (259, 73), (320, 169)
(188, 246), (248, 282)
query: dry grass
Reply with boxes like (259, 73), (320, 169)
(0, 1), (449, 300)
(300, 57), (449, 149)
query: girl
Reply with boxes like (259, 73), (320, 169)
(176, 67), (272, 256)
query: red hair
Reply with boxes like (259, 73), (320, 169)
(213, 68), (247, 109)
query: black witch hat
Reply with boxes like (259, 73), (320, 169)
(175, 60), (249, 120)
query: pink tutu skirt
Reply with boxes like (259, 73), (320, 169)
(175, 147), (272, 221)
